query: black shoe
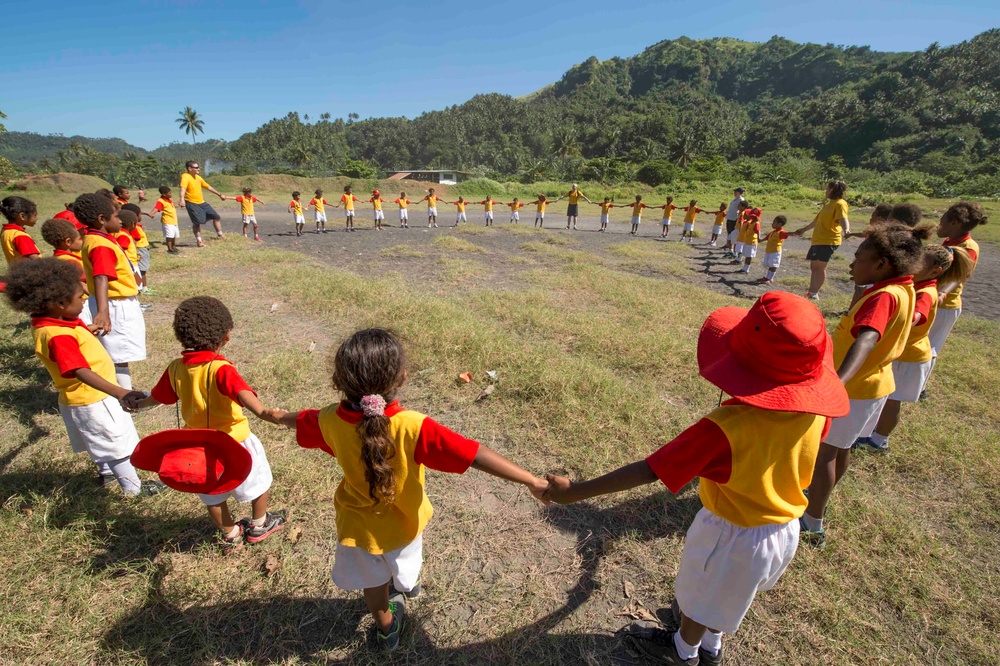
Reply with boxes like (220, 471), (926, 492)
(377, 596), (406, 651)
(139, 479), (167, 496)
(621, 621), (698, 665)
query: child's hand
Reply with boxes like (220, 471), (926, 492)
(543, 473), (577, 504)
(262, 408), (289, 424)
(120, 391), (148, 412)
(527, 476), (551, 505)
(90, 314), (112, 336)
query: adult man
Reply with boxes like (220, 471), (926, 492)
(723, 187), (746, 256)
(179, 161), (226, 247)
(563, 183), (592, 230)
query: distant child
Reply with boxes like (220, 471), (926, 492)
(737, 209), (761, 274)
(312, 189), (330, 233)
(545, 291), (849, 665)
(75, 192), (147, 390)
(126, 297), (285, 553)
(149, 186), (181, 254)
(729, 201), (750, 258)
(112, 185), (130, 208)
(340, 186), (359, 232)
(1, 196), (41, 266)
(597, 197), (614, 232)
(681, 200), (702, 243)
(4, 259), (162, 496)
(267, 328), (548, 651)
(869, 203), (892, 226)
(507, 198), (523, 224)
(629, 196), (647, 235)
(395, 193), (411, 229)
(122, 204), (151, 294)
(450, 196), (468, 226)
(235, 188), (265, 241)
(709, 203), (726, 246)
(422, 189), (441, 228)
(114, 210), (143, 287)
(289, 192), (307, 236)
(528, 194), (549, 228)
(856, 244), (975, 453)
(801, 223), (925, 548)
(659, 196), (677, 238)
(479, 195), (496, 227)
(369, 190), (385, 231)
(53, 203), (85, 232)
(759, 216), (789, 284)
(41, 217), (92, 326)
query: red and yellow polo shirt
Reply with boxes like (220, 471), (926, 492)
(340, 194), (357, 211)
(481, 199), (494, 212)
(630, 202), (647, 216)
(311, 197), (329, 213)
(115, 231), (139, 264)
(2, 224), (40, 265)
(368, 197), (382, 211)
(941, 233), (979, 310)
(395, 198), (410, 209)
(683, 206), (701, 223)
(660, 203), (676, 219)
(423, 195), (440, 209)
(764, 229), (789, 253)
(153, 197), (178, 227)
(31, 316), (117, 406)
(82, 229), (139, 299)
(53, 250), (88, 299)
(714, 211), (727, 226)
(236, 195), (258, 217)
(130, 224), (149, 249)
(898, 279), (938, 364)
(508, 202), (524, 211)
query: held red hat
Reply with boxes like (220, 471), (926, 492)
(697, 291), (849, 417)
(130, 429), (251, 495)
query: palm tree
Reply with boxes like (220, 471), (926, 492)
(176, 107), (204, 144)
(551, 127), (581, 159)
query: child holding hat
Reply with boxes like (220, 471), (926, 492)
(545, 291), (849, 665)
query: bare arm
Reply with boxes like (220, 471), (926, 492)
(836, 328), (880, 385)
(545, 460), (658, 504)
(91, 275), (111, 334)
(237, 390), (276, 423)
(471, 445), (548, 502)
(75, 368), (131, 400)
(793, 219), (817, 236)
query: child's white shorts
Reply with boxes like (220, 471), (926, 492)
(535, 213), (544, 220)
(315, 211), (328, 223)
(456, 212), (467, 223)
(162, 224), (179, 239)
(428, 207), (438, 217)
(712, 224), (723, 236)
(197, 432), (273, 505)
(600, 214), (609, 225)
(764, 251), (782, 269)
(485, 211), (493, 221)
(675, 508), (798, 634)
(824, 396), (888, 449)
(294, 214), (305, 225)
(60, 395), (139, 462)
(683, 222), (694, 233)
(888, 359), (932, 402)
(399, 209), (408, 220)
(927, 307), (961, 357)
(242, 215), (257, 225)
(661, 218), (671, 227)
(332, 533), (423, 592)
(510, 212), (519, 221)
(728, 229), (740, 244)
(734, 242), (745, 255)
(373, 210), (384, 221)
(79, 301), (93, 326)
(743, 244), (757, 259)
(88, 296), (146, 363)
(345, 210), (355, 219)
(631, 216), (641, 225)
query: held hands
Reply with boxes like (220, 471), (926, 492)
(120, 391), (148, 413)
(542, 473), (576, 504)
(91, 313), (112, 335)
(261, 407), (289, 425)
(527, 476), (551, 505)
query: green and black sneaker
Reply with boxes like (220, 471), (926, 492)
(377, 598), (406, 651)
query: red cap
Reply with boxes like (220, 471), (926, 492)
(697, 291), (849, 417)
(130, 429), (251, 494)
(373, 189), (380, 196)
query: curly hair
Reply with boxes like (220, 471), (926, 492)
(888, 203), (922, 228)
(942, 201), (989, 232)
(871, 203), (893, 223)
(0, 196), (37, 223)
(72, 193), (115, 228)
(121, 203), (142, 218)
(40, 218), (79, 249)
(863, 222), (933, 276)
(172, 297), (234, 351)
(3, 258), (83, 315)
(116, 209), (137, 230)
(158, 185), (171, 196)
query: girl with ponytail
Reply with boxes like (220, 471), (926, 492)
(269, 328), (548, 651)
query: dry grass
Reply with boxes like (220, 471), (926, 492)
(432, 236), (487, 253)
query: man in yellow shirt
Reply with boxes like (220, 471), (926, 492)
(561, 183), (592, 230)
(178, 161), (227, 248)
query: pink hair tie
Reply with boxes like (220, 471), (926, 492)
(360, 394), (387, 418)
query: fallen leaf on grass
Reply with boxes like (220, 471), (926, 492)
(269, 303), (279, 313)
(286, 526), (302, 543)
(475, 384), (495, 402)
(20, 504), (32, 518)
(458, 371), (473, 383)
(307, 341), (316, 353)
(623, 579), (635, 599)
(263, 555), (281, 578)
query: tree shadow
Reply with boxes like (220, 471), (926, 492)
(0, 333), (58, 472)
(689, 247), (758, 300)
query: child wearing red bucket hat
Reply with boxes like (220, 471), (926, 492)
(126, 296), (284, 553)
(544, 291), (849, 665)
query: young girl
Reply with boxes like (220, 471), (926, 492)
(680, 200), (702, 243)
(149, 186), (181, 253)
(1, 196), (41, 266)
(507, 198), (523, 224)
(737, 209), (761, 274)
(449, 196), (468, 226)
(288, 192), (306, 236)
(856, 244), (975, 453)
(422, 189), (441, 228)
(370, 190), (385, 231)
(596, 198), (614, 232)
(659, 196), (677, 238)
(395, 192), (411, 229)
(801, 223), (925, 547)
(709, 203), (726, 247)
(268, 329), (547, 651)
(759, 216), (789, 284)
(234, 188), (265, 241)
(528, 194), (549, 228)
(311, 189), (329, 234)
(730, 201), (750, 261)
(629, 196), (647, 235)
(339, 186), (359, 232)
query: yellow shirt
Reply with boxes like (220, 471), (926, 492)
(180, 173), (210, 205)
(599, 202), (613, 215)
(567, 189), (583, 204)
(53, 251), (88, 300)
(941, 235), (979, 310)
(2, 224), (39, 265)
(82, 230), (139, 299)
(811, 198), (849, 246)
(290, 200), (303, 215)
(714, 211), (727, 226)
(237, 195), (258, 216)
(311, 197), (327, 213)
(630, 202), (646, 216)
(340, 194), (357, 211)
(155, 197), (178, 226)
(395, 198), (409, 209)
(424, 195), (440, 208)
(369, 197), (383, 211)
(683, 206), (700, 224)
(764, 229), (789, 254)
(482, 199), (494, 212)
(134, 224), (149, 249)
(660, 203), (676, 219)
(32, 317), (117, 406)
(508, 202), (523, 211)
(898, 280), (938, 364)
(115, 231), (139, 264)
(454, 201), (466, 213)
(164, 357), (251, 442)
(534, 200), (547, 213)
(741, 220), (760, 245)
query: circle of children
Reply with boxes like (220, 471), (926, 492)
(0, 172), (987, 662)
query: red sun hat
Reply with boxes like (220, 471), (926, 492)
(130, 429), (251, 495)
(697, 291), (849, 417)
(373, 189), (380, 196)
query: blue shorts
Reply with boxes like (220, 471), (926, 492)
(185, 201), (221, 227)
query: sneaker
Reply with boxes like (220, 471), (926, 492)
(377, 598), (406, 651)
(296, 231), (302, 237)
(98, 473), (116, 487)
(393, 582), (421, 599)
(621, 621), (697, 665)
(217, 233), (224, 239)
(196, 241), (206, 248)
(919, 389), (928, 402)
(254, 234), (262, 241)
(805, 292), (820, 300)
(854, 436), (889, 454)
(167, 248), (181, 255)
(322, 229), (328, 233)
(221, 524), (244, 555)
(243, 233), (249, 238)
(143, 288), (158, 295)
(242, 511), (286, 544)
(799, 518), (826, 548)
(139, 479), (167, 496)
(667, 600), (722, 666)
(315, 229), (321, 234)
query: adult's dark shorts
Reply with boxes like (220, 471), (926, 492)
(567, 203), (579, 217)
(725, 218), (738, 235)
(806, 244), (839, 262)
(185, 201), (221, 227)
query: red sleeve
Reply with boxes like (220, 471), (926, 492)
(851, 291), (898, 338)
(88, 245), (118, 280)
(780, 230), (789, 240)
(14, 235), (40, 257)
(150, 369), (179, 404)
(913, 292), (934, 326)
(413, 417), (480, 473)
(253, 197), (259, 203)
(130, 228), (141, 240)
(644, 418), (733, 493)
(116, 235), (130, 251)
(295, 409), (335, 456)
(48, 335), (90, 378)
(821, 418), (832, 441)
(153, 201), (164, 212)
(215, 364), (255, 403)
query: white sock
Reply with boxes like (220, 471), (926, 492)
(108, 456), (142, 496)
(251, 514), (267, 527)
(802, 511), (823, 531)
(224, 525), (240, 539)
(701, 630), (722, 656)
(765, 269), (776, 280)
(673, 632), (700, 660)
(870, 432), (889, 446)
(115, 366), (132, 390)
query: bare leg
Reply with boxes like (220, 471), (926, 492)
(808, 260), (828, 295)
(874, 399), (902, 438)
(805, 442), (841, 520)
(250, 490), (269, 521)
(206, 500), (236, 532)
(364, 583), (393, 632)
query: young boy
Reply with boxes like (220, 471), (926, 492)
(422, 189), (441, 228)
(112, 185), (131, 208)
(597, 198), (614, 232)
(339, 186), (359, 232)
(507, 198), (523, 224)
(659, 196), (677, 238)
(41, 218), (92, 325)
(680, 200), (702, 243)
(730, 201), (750, 259)
(126, 296), (285, 552)
(449, 196), (468, 227)
(545, 291), (849, 665)
(709, 203), (726, 246)
(4, 259), (163, 496)
(369, 190), (384, 231)
(629, 196), (647, 235)
(479, 195), (496, 227)
(529, 195), (549, 229)
(235, 188), (265, 241)
(289, 192), (307, 236)
(75, 193), (147, 390)
(737, 209), (761, 274)
(395, 192), (411, 229)
(759, 216), (789, 284)
(122, 204), (151, 294)
(148, 186), (181, 254)
(311, 189), (329, 234)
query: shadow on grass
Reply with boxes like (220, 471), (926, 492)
(689, 247), (759, 299)
(0, 332), (59, 472)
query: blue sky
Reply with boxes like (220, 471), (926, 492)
(2, 0), (996, 150)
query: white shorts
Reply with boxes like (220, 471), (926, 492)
(661, 218), (671, 227)
(600, 214), (609, 225)
(399, 209), (408, 220)
(294, 214), (305, 225)
(332, 533), (423, 592)
(428, 207), (437, 217)
(88, 296), (146, 363)
(535, 213), (544, 220)
(79, 300), (94, 326)
(510, 212), (519, 221)
(345, 210), (355, 219)
(485, 211), (494, 221)
(162, 224), (179, 239)
(927, 307), (960, 357)
(712, 224), (723, 236)
(315, 211), (328, 223)
(888, 359), (932, 402)
(764, 251), (782, 269)
(197, 432), (273, 505)
(62, 396), (139, 462)
(675, 508), (798, 634)
(825, 396), (888, 449)
(456, 212), (467, 223)
(743, 244), (757, 259)
(683, 222), (694, 233)
(728, 229), (740, 244)
(374, 210), (384, 221)
(631, 216), (641, 225)
(241, 215), (257, 225)
(734, 242), (745, 255)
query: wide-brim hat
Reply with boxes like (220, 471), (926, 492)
(131, 429), (251, 494)
(697, 291), (849, 417)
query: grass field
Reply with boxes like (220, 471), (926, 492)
(1, 175), (999, 664)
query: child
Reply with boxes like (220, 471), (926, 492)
(53, 203), (85, 232)
(680, 200), (702, 243)
(478, 195), (496, 227)
(112, 185), (130, 208)
(729, 201), (750, 259)
(122, 204), (152, 294)
(339, 186), (359, 232)
(856, 244), (975, 453)
(395, 192), (411, 229)
(235, 188), (265, 241)
(75, 193), (147, 390)
(1, 196), (41, 265)
(148, 186), (181, 254)
(596, 198), (614, 232)
(113, 210), (143, 288)
(311, 189), (329, 233)
(758, 216), (789, 284)
(289, 192), (307, 236)
(449, 196), (468, 226)
(267, 328), (548, 651)
(4, 259), (162, 496)
(801, 223), (925, 547)
(737, 209), (761, 274)
(369, 190), (384, 231)
(659, 196), (677, 238)
(848, 203), (923, 308)
(528, 194), (548, 228)
(709, 203), (726, 246)
(41, 218), (92, 326)
(545, 291), (849, 666)
(629, 196), (647, 235)
(507, 198), (523, 224)
(422, 188), (441, 228)
(126, 296), (285, 553)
